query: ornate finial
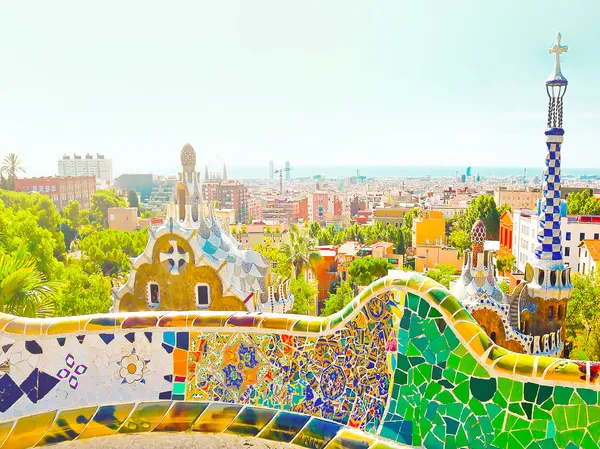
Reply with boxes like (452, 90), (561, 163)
(547, 32), (568, 86)
(180, 143), (196, 172)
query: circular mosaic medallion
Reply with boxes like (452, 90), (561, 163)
(365, 295), (385, 320)
(320, 365), (346, 400)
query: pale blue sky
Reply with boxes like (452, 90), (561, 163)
(1, 1), (599, 177)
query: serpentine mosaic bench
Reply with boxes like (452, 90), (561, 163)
(0, 271), (599, 449)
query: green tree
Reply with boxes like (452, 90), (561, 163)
(498, 203), (513, 216)
(0, 249), (64, 317)
(289, 275), (317, 315)
(321, 280), (354, 316)
(253, 241), (291, 280)
(307, 221), (322, 240)
(54, 264), (112, 316)
(75, 228), (148, 276)
(348, 257), (392, 286)
(127, 189), (139, 208)
(0, 153), (26, 190)
(448, 228), (472, 254)
(0, 189), (66, 259)
(566, 271), (600, 360)
(396, 231), (405, 255)
(458, 195), (500, 239)
(496, 255), (516, 275)
(90, 189), (127, 227)
(566, 189), (600, 215)
(400, 208), (419, 247)
(424, 264), (458, 289)
(0, 201), (64, 278)
(282, 225), (320, 278)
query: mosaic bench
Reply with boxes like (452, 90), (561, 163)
(0, 271), (599, 449)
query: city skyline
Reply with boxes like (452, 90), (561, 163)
(2, 1), (600, 177)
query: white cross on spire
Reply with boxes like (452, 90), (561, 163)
(548, 33), (568, 83)
(159, 240), (189, 275)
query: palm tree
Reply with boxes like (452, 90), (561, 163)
(0, 153), (26, 190)
(283, 225), (321, 278)
(0, 249), (64, 318)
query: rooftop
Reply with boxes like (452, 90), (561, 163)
(579, 240), (600, 261)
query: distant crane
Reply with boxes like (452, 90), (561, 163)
(274, 166), (292, 195)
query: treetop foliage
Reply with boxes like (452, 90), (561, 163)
(566, 189), (600, 216)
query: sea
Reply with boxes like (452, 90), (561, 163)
(204, 165), (600, 181)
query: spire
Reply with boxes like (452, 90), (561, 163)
(471, 220), (486, 268)
(223, 162), (227, 180)
(180, 143), (196, 174)
(534, 33), (569, 269)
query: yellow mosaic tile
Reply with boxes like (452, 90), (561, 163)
(46, 317), (88, 335)
(119, 402), (171, 434)
(327, 428), (376, 449)
(37, 406), (97, 446)
(258, 316), (296, 331)
(1, 411), (56, 449)
(158, 313), (191, 328)
(0, 421), (14, 448)
(154, 402), (208, 432)
(0, 314), (15, 332)
(543, 359), (584, 382)
(77, 403), (136, 440)
(3, 318), (28, 335)
(513, 355), (536, 377)
(191, 403), (242, 433)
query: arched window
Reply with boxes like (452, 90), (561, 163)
(548, 306), (554, 322)
(490, 332), (497, 344)
(147, 282), (160, 308)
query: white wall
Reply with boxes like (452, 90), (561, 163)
(513, 211), (600, 272)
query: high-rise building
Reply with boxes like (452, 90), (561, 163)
(269, 161), (274, 180)
(58, 153), (113, 183)
(285, 161), (291, 179)
(203, 180), (248, 224)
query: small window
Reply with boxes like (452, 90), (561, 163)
(548, 306), (554, 322)
(580, 233), (585, 241)
(595, 233), (599, 240)
(147, 282), (160, 308)
(490, 332), (497, 343)
(195, 283), (210, 309)
(566, 232), (571, 241)
(565, 247), (570, 257)
(557, 305), (563, 321)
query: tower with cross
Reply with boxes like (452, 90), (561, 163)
(512, 33), (573, 356)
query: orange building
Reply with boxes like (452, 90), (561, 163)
(310, 247), (339, 313)
(499, 211), (514, 258)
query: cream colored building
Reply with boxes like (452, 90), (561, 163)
(373, 206), (413, 227)
(494, 187), (541, 211)
(577, 240), (600, 275)
(232, 222), (291, 248)
(414, 245), (462, 273)
(108, 207), (138, 232)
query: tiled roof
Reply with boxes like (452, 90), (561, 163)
(581, 239), (600, 261)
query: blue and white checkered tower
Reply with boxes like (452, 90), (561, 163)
(534, 33), (568, 268)
(525, 33), (573, 306)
